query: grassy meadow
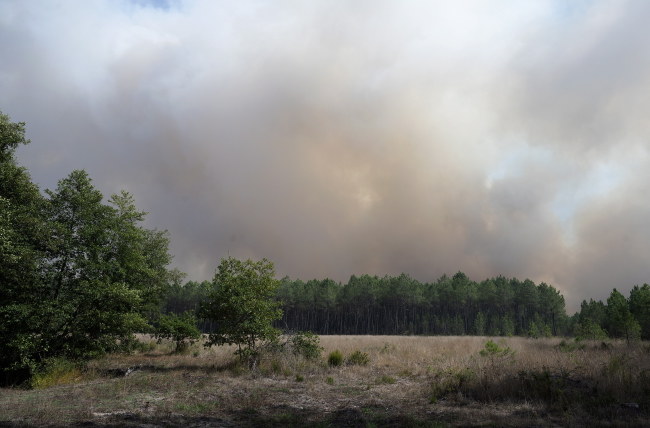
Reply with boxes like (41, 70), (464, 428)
(1, 335), (649, 427)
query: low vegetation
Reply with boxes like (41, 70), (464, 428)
(1, 335), (649, 427)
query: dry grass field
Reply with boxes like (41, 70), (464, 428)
(1, 335), (649, 427)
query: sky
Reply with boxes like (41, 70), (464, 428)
(2, 0), (650, 311)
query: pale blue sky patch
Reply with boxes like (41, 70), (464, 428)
(484, 141), (554, 190)
(129, 0), (175, 11)
(551, 160), (624, 246)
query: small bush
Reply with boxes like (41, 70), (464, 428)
(429, 367), (475, 403)
(479, 339), (513, 358)
(346, 350), (370, 366)
(289, 331), (323, 360)
(326, 376), (334, 385)
(328, 350), (343, 367)
(295, 374), (304, 382)
(153, 311), (201, 353)
(479, 339), (515, 372)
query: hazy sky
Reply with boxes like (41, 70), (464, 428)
(2, 0), (650, 311)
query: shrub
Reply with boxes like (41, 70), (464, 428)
(479, 339), (514, 359)
(429, 367), (475, 403)
(328, 350), (343, 367)
(478, 339), (515, 386)
(289, 331), (323, 360)
(153, 311), (201, 353)
(346, 350), (370, 366)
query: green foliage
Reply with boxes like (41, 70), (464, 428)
(275, 273), (569, 336)
(629, 284), (650, 340)
(574, 319), (608, 340)
(30, 358), (82, 389)
(0, 112), (30, 162)
(527, 319), (552, 339)
(605, 289), (641, 343)
(38, 172), (170, 361)
(346, 350), (370, 366)
(429, 367), (475, 403)
(199, 257), (283, 365)
(0, 112), (49, 384)
(0, 112), (174, 385)
(163, 277), (211, 315)
(154, 311), (201, 353)
(479, 339), (514, 358)
(578, 299), (607, 327)
(500, 315), (516, 337)
(473, 311), (486, 335)
(289, 331), (323, 360)
(479, 339), (515, 376)
(327, 350), (343, 367)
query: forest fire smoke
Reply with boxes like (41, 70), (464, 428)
(2, 1), (650, 310)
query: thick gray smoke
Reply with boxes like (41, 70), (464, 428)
(2, 0), (650, 311)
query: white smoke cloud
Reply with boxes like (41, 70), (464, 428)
(2, 0), (649, 310)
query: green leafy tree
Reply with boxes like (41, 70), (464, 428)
(41, 171), (167, 359)
(537, 282), (567, 335)
(107, 190), (172, 316)
(0, 112), (49, 383)
(0, 111), (175, 384)
(605, 289), (640, 342)
(629, 284), (650, 340)
(578, 299), (607, 326)
(199, 257), (283, 366)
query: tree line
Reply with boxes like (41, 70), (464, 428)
(163, 273), (650, 341)
(277, 273), (567, 336)
(164, 273), (568, 336)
